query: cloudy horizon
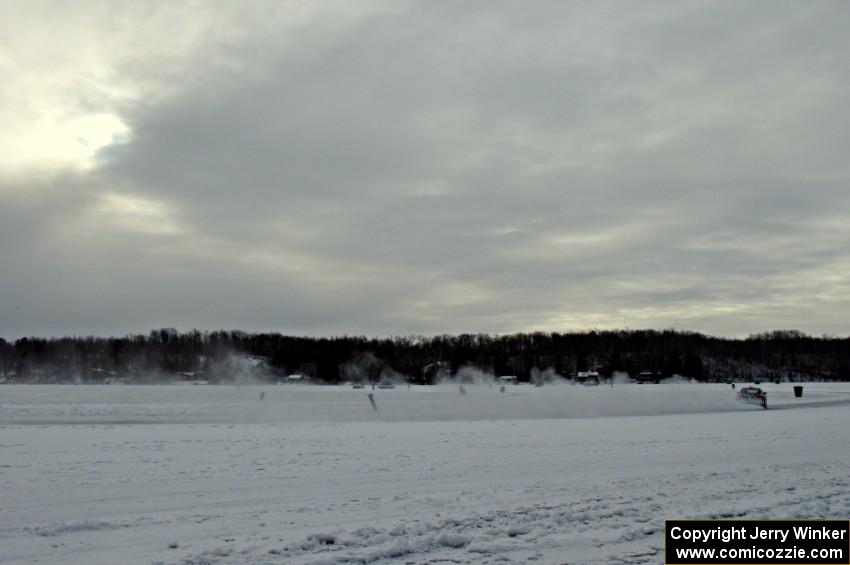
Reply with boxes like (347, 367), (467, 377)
(2, 1), (849, 340)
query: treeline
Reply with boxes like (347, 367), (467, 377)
(0, 329), (848, 384)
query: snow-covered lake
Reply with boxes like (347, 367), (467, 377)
(2, 383), (849, 564)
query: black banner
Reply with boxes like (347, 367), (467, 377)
(665, 520), (849, 564)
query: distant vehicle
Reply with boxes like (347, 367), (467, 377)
(574, 371), (600, 386)
(377, 381), (395, 389)
(352, 383), (365, 389)
(737, 386), (767, 409)
(635, 371), (662, 384)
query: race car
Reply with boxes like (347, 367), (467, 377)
(737, 386), (767, 409)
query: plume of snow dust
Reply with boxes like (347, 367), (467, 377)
(530, 367), (569, 385)
(339, 352), (383, 384)
(611, 371), (631, 385)
(438, 364), (496, 386)
(339, 352), (410, 384)
(215, 354), (275, 385)
(378, 366), (409, 384)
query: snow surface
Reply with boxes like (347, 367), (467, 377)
(1, 382), (849, 564)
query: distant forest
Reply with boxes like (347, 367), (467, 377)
(1, 328), (848, 384)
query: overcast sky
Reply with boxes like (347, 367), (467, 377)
(1, 1), (849, 339)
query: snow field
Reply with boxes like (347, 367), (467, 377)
(1, 383), (849, 564)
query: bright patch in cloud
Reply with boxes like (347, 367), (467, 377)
(2, 111), (129, 173)
(95, 193), (183, 235)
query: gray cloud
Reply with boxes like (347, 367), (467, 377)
(2, 0), (849, 338)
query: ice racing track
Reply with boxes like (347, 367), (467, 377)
(2, 383), (849, 565)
